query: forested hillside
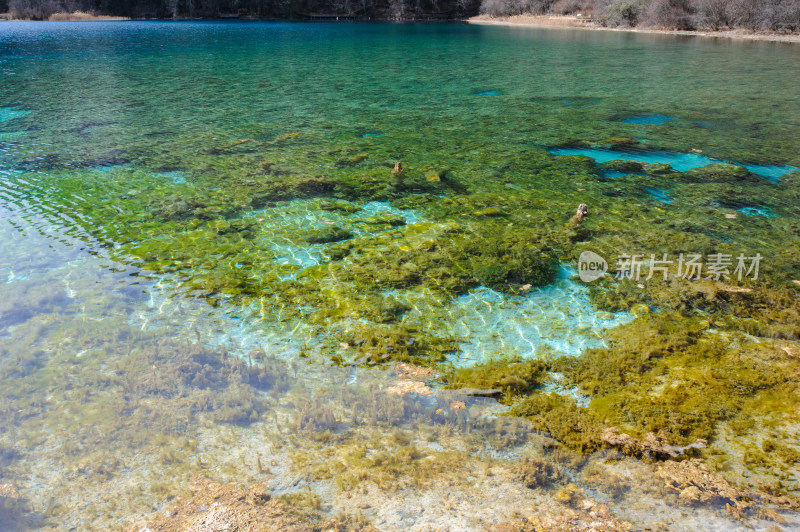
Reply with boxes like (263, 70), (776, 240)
(2, 0), (479, 20)
(2, 0), (798, 31)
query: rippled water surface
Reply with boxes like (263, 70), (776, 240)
(1, 21), (800, 531)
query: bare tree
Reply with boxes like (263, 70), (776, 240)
(759, 0), (800, 31)
(550, 0), (594, 15)
(693, 0), (729, 29)
(642, 0), (693, 29)
(479, 0), (555, 16)
(724, 0), (760, 29)
(595, 0), (648, 26)
(9, 0), (65, 18)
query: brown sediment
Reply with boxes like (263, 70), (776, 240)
(468, 14), (800, 44)
(657, 459), (800, 520)
(0, 484), (19, 499)
(137, 478), (377, 531)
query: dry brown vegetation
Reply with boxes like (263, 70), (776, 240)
(47, 10), (128, 20)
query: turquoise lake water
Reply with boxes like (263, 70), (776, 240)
(1, 21), (800, 531)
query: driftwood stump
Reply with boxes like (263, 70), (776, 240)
(575, 203), (588, 221)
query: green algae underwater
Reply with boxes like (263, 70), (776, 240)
(1, 19), (800, 531)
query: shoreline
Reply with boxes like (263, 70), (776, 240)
(1, 12), (130, 21)
(1, 11), (800, 42)
(468, 14), (800, 44)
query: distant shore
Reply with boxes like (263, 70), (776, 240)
(0, 11), (129, 21)
(468, 14), (800, 44)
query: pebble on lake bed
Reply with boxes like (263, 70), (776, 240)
(0, 483), (19, 499)
(385, 380), (433, 396)
(394, 363), (435, 380)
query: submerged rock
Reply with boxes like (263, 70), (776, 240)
(361, 214), (406, 227)
(304, 226), (352, 244)
(656, 459), (799, 520)
(601, 137), (640, 149)
(446, 358), (547, 401)
(681, 163), (759, 184)
(642, 162), (674, 175)
(601, 427), (706, 459)
(385, 380), (433, 396)
(0, 484), (19, 499)
(394, 363), (436, 380)
(336, 153), (369, 167)
(472, 207), (503, 217)
(601, 160), (645, 174)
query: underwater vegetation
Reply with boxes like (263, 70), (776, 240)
(514, 455), (566, 489)
(142, 478), (378, 531)
(4, 108), (800, 504)
(3, 22), (800, 530)
(3, 117), (800, 529)
(444, 358), (548, 402)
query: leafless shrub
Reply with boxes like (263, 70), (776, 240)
(9, 0), (63, 19)
(695, 0), (800, 32)
(758, 0), (800, 32)
(692, 0), (729, 30)
(479, 0), (507, 15)
(595, 0), (648, 26)
(550, 0), (593, 15)
(479, 0), (555, 16)
(642, 0), (693, 29)
(723, 0), (760, 29)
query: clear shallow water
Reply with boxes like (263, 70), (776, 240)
(620, 114), (676, 125)
(549, 147), (798, 181)
(1, 21), (800, 531)
(391, 266), (633, 366)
